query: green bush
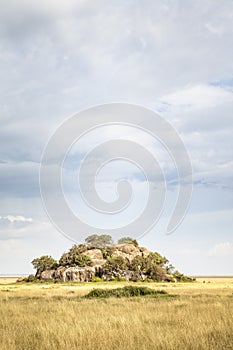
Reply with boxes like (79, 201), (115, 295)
(109, 277), (126, 282)
(101, 246), (114, 259)
(115, 277), (126, 282)
(104, 255), (128, 273)
(84, 286), (168, 298)
(23, 275), (39, 282)
(173, 270), (194, 282)
(31, 256), (57, 276)
(59, 245), (92, 267)
(91, 276), (103, 282)
(166, 276), (176, 283)
(143, 278), (155, 283)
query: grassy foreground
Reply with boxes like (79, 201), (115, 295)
(0, 278), (232, 350)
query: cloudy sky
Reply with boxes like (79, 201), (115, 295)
(0, 0), (232, 275)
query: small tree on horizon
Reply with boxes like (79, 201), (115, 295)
(85, 234), (113, 248)
(31, 255), (57, 277)
(117, 237), (139, 247)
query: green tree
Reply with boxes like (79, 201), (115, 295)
(130, 256), (145, 272)
(173, 270), (193, 282)
(146, 264), (167, 281)
(130, 254), (168, 281)
(104, 255), (127, 273)
(31, 255), (57, 276)
(146, 252), (169, 267)
(85, 234), (113, 248)
(59, 245), (92, 267)
(117, 237), (139, 247)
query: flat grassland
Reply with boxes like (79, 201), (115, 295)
(0, 277), (232, 350)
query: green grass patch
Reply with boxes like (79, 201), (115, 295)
(84, 285), (169, 298)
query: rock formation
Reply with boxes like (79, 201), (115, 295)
(36, 243), (182, 282)
(25, 238), (194, 283)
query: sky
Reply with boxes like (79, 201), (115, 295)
(0, 0), (233, 275)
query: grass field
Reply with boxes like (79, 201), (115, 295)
(0, 277), (232, 350)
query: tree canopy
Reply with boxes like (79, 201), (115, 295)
(59, 245), (92, 267)
(85, 234), (113, 248)
(31, 255), (57, 276)
(117, 237), (139, 246)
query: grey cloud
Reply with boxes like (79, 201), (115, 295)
(1, 0), (233, 102)
(0, 0), (232, 199)
(0, 161), (39, 197)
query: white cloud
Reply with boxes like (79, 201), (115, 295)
(0, 215), (33, 223)
(0, 215), (33, 235)
(159, 84), (233, 110)
(208, 242), (233, 257)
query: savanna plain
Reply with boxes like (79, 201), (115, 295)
(0, 277), (232, 350)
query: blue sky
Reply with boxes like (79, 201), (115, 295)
(0, 0), (232, 275)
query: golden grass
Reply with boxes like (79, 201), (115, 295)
(0, 278), (232, 350)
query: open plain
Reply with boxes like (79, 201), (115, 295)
(0, 277), (232, 350)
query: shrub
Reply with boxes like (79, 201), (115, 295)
(84, 286), (168, 298)
(130, 255), (168, 281)
(146, 265), (167, 282)
(173, 270), (194, 282)
(101, 246), (114, 259)
(166, 275), (176, 283)
(130, 256), (145, 272)
(23, 275), (39, 282)
(104, 255), (128, 273)
(109, 277), (126, 282)
(115, 277), (126, 282)
(91, 276), (103, 282)
(59, 245), (92, 267)
(142, 278), (155, 283)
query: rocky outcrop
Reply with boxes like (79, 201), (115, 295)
(82, 248), (106, 267)
(57, 266), (95, 282)
(112, 244), (149, 263)
(82, 248), (103, 260)
(40, 270), (56, 280)
(37, 243), (183, 283)
(38, 243), (151, 282)
(40, 266), (96, 282)
(101, 270), (147, 282)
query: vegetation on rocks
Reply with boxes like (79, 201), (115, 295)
(31, 255), (57, 277)
(117, 237), (139, 246)
(28, 234), (194, 283)
(59, 245), (92, 267)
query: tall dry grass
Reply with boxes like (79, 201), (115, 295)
(0, 278), (232, 350)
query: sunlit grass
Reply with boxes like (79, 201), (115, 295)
(0, 278), (232, 350)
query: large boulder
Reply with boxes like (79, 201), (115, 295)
(17, 275), (29, 282)
(139, 246), (150, 257)
(115, 244), (139, 254)
(113, 244), (142, 263)
(83, 248), (103, 260)
(40, 266), (96, 282)
(40, 270), (56, 280)
(82, 248), (106, 268)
